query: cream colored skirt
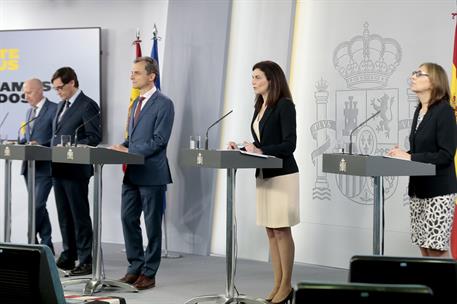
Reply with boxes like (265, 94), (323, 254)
(256, 172), (300, 228)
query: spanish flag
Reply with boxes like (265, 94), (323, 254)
(449, 18), (457, 259)
(124, 30), (143, 139)
(122, 31), (142, 172)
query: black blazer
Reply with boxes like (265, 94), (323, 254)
(51, 91), (102, 180)
(251, 98), (299, 178)
(408, 99), (457, 198)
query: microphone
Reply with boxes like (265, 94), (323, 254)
(17, 115), (39, 143)
(0, 112), (9, 143)
(348, 110), (381, 154)
(205, 110), (233, 150)
(0, 112), (9, 130)
(74, 111), (101, 147)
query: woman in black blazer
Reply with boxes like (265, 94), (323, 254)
(388, 62), (457, 257)
(229, 61), (299, 304)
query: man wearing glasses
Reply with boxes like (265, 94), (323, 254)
(51, 67), (102, 276)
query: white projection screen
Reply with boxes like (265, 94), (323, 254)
(0, 27), (101, 140)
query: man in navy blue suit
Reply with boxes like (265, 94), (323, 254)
(20, 78), (57, 254)
(111, 57), (174, 290)
(51, 67), (102, 276)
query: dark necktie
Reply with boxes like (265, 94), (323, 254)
(134, 96), (145, 126)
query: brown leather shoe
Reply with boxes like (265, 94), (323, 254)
(133, 274), (156, 290)
(119, 273), (139, 284)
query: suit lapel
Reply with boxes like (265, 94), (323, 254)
(409, 105), (420, 148)
(56, 93), (84, 131)
(258, 106), (273, 142)
(25, 107), (33, 141)
(60, 93), (81, 122)
(131, 91), (159, 135)
(251, 110), (260, 142)
(30, 99), (49, 137)
(128, 98), (136, 136)
(54, 101), (66, 133)
(415, 105), (434, 134)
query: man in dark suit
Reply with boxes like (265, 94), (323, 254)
(20, 78), (57, 254)
(51, 67), (102, 276)
(111, 57), (174, 290)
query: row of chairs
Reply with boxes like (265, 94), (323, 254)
(294, 255), (457, 303)
(1, 243), (456, 303)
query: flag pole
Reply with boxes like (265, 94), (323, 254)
(152, 25), (181, 259)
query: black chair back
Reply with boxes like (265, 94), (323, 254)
(349, 255), (457, 303)
(294, 281), (433, 303)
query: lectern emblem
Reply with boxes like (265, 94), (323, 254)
(339, 158), (347, 172)
(4, 146), (10, 157)
(66, 148), (74, 160)
(196, 152), (203, 165)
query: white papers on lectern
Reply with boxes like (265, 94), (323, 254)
(383, 155), (411, 161)
(239, 150), (271, 158)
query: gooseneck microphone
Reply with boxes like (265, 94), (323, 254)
(0, 112), (9, 142)
(0, 112), (9, 130)
(74, 111), (101, 147)
(17, 116), (39, 143)
(348, 110), (381, 155)
(205, 110), (233, 150)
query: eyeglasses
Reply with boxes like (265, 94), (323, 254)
(411, 70), (429, 78)
(52, 83), (68, 91)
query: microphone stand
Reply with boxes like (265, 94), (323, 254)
(348, 110), (380, 154)
(0, 112), (9, 130)
(74, 112), (101, 147)
(205, 110), (233, 150)
(0, 112), (9, 143)
(17, 116), (39, 144)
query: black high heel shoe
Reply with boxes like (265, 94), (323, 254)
(271, 288), (294, 304)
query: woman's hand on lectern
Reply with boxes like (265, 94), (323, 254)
(227, 141), (237, 150)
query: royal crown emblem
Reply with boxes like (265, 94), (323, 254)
(196, 152), (203, 165)
(339, 158), (347, 173)
(311, 22), (403, 205)
(66, 148), (74, 160)
(333, 22), (402, 89)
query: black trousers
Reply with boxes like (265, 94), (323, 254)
(53, 177), (93, 265)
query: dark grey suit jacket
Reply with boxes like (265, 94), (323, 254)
(21, 99), (57, 177)
(123, 90), (174, 186)
(51, 91), (102, 180)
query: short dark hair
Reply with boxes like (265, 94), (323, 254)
(51, 67), (79, 88)
(134, 56), (159, 78)
(252, 61), (292, 112)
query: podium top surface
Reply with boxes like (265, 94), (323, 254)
(52, 146), (144, 165)
(322, 153), (435, 177)
(0, 144), (51, 161)
(180, 149), (282, 169)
